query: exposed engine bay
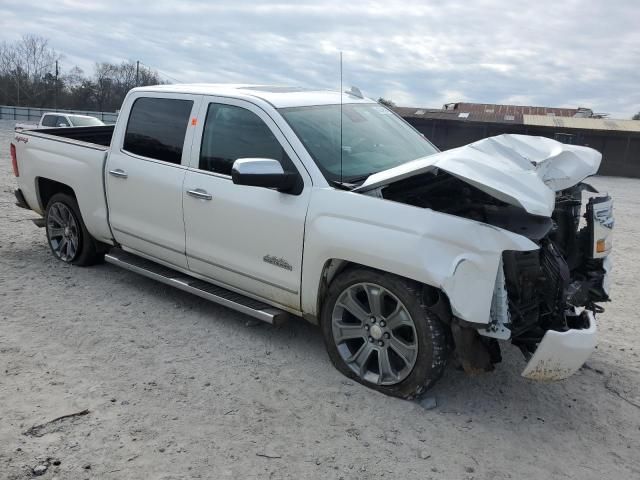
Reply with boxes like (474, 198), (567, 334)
(379, 170), (613, 358)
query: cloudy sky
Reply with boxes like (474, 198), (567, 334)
(2, 0), (639, 118)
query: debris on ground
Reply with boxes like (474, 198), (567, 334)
(416, 395), (437, 410)
(256, 448), (282, 459)
(32, 464), (48, 476)
(23, 410), (90, 437)
(419, 450), (431, 460)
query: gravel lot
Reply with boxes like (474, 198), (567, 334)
(1, 119), (639, 479)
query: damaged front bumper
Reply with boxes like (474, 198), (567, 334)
(478, 185), (612, 381)
(521, 309), (596, 381)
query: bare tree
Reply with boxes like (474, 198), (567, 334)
(17, 35), (58, 80)
(0, 42), (17, 104)
(378, 97), (396, 108)
(0, 35), (60, 106)
(0, 34), (166, 111)
(91, 61), (164, 111)
(93, 62), (116, 111)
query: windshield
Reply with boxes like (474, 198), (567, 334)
(68, 115), (104, 127)
(279, 103), (438, 183)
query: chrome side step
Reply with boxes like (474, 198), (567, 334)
(104, 249), (288, 325)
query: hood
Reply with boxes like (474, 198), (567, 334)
(355, 134), (602, 217)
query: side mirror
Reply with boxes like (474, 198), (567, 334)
(231, 158), (299, 193)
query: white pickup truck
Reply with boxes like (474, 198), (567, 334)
(10, 84), (613, 398)
(15, 112), (105, 131)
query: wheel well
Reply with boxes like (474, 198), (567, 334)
(314, 259), (452, 325)
(313, 259), (350, 322)
(37, 178), (75, 210)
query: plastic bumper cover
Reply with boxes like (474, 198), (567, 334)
(521, 310), (597, 381)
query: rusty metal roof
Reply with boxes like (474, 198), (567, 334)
(523, 115), (640, 132)
(395, 106), (640, 133)
(444, 102), (580, 117)
(394, 107), (524, 124)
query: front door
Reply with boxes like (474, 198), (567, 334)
(183, 98), (311, 310)
(106, 93), (200, 268)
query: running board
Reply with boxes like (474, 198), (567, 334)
(104, 249), (288, 325)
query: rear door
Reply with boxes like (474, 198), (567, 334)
(105, 93), (201, 269)
(183, 98), (311, 309)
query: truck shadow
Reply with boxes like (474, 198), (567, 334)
(7, 247), (634, 439)
(100, 260), (631, 420)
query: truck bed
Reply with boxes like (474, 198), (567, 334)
(14, 126), (114, 243)
(33, 125), (115, 147)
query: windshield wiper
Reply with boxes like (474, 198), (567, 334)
(330, 179), (356, 190)
(347, 174), (371, 184)
(330, 173), (373, 190)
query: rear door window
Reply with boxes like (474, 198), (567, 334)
(123, 97), (194, 164)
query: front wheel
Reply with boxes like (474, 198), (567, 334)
(45, 193), (104, 266)
(321, 268), (449, 399)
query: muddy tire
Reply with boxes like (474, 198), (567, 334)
(320, 268), (448, 399)
(45, 193), (104, 266)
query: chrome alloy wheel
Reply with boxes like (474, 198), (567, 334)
(331, 282), (419, 385)
(47, 202), (79, 262)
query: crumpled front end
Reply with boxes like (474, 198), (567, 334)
(362, 134), (612, 381)
(482, 184), (613, 380)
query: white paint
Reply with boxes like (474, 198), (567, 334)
(356, 134), (602, 217)
(15, 112), (104, 130)
(13, 84), (610, 382)
(521, 310), (597, 381)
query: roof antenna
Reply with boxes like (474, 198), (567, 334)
(340, 51), (343, 185)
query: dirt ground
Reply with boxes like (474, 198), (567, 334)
(0, 119), (638, 480)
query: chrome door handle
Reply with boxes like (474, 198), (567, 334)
(187, 188), (212, 200)
(109, 169), (128, 178)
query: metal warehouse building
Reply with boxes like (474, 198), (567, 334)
(396, 103), (640, 178)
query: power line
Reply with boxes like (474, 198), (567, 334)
(138, 61), (184, 84)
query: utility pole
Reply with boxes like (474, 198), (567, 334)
(136, 60), (140, 87)
(16, 65), (20, 105)
(54, 60), (59, 109)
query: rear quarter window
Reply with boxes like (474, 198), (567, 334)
(123, 97), (193, 164)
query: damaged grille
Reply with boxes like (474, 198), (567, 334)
(501, 183), (612, 347)
(380, 169), (612, 347)
(539, 241), (570, 316)
(501, 250), (542, 338)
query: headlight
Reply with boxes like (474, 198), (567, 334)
(587, 195), (613, 259)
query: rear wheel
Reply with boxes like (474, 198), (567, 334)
(321, 268), (448, 399)
(45, 193), (104, 266)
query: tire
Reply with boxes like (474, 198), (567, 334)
(45, 193), (104, 266)
(320, 268), (448, 399)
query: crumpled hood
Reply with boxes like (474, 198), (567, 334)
(355, 134), (602, 217)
